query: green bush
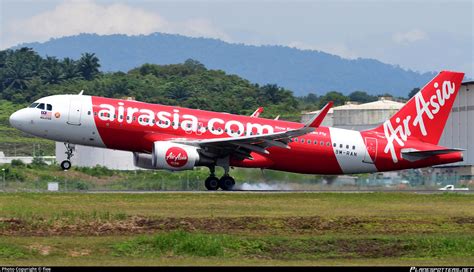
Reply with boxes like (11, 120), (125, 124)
(76, 165), (114, 177)
(31, 156), (47, 167)
(10, 159), (25, 167)
(1, 167), (26, 182)
(74, 181), (89, 190)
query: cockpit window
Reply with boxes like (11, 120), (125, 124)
(37, 103), (45, 110)
(47, 104), (52, 111)
(29, 103), (39, 108)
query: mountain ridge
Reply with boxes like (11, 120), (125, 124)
(15, 32), (436, 97)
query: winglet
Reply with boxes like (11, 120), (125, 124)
(304, 101), (333, 128)
(250, 107), (264, 118)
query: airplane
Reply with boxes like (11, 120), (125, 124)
(9, 71), (465, 191)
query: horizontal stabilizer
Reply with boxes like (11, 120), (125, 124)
(401, 148), (464, 162)
(305, 101), (333, 128)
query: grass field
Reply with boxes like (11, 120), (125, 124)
(0, 192), (473, 266)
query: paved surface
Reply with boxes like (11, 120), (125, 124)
(85, 189), (474, 194)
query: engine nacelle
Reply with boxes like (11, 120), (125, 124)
(152, 142), (200, 171)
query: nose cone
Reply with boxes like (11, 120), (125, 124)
(9, 110), (26, 129)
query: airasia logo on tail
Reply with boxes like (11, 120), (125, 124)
(165, 147), (188, 167)
(383, 80), (456, 163)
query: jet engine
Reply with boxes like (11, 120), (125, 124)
(152, 141), (200, 171)
(133, 142), (213, 171)
(133, 152), (154, 170)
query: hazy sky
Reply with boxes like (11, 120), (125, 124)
(1, 0), (473, 77)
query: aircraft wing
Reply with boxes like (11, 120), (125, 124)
(173, 102), (333, 159)
(173, 126), (313, 159)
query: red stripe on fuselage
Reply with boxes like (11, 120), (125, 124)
(91, 96), (344, 174)
(265, 126), (343, 174)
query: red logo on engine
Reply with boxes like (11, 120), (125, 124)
(165, 147), (188, 167)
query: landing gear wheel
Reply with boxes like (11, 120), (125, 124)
(219, 176), (235, 191)
(61, 142), (75, 171)
(60, 160), (71, 170)
(205, 176), (220, 191)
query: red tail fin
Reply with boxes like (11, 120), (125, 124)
(372, 71), (464, 144)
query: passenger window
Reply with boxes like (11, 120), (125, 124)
(346, 145), (349, 149)
(333, 143), (336, 147)
(320, 141), (324, 146)
(327, 142), (330, 146)
(339, 144), (343, 148)
(352, 146), (356, 150)
(37, 103), (45, 110)
(294, 138), (298, 142)
(301, 139), (305, 143)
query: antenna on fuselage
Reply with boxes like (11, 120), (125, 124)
(78, 90), (84, 95)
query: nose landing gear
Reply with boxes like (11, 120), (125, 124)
(60, 143), (75, 171)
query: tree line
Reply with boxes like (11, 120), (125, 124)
(0, 48), (416, 121)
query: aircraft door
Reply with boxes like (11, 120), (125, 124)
(363, 137), (377, 163)
(67, 97), (82, 126)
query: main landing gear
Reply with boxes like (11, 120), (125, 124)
(60, 143), (75, 171)
(205, 165), (236, 191)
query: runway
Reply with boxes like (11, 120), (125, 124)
(85, 189), (474, 194)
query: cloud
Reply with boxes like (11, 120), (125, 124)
(2, 0), (230, 49)
(392, 29), (428, 44)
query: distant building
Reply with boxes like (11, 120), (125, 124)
(435, 81), (474, 184)
(301, 97), (405, 131)
(55, 143), (138, 170)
